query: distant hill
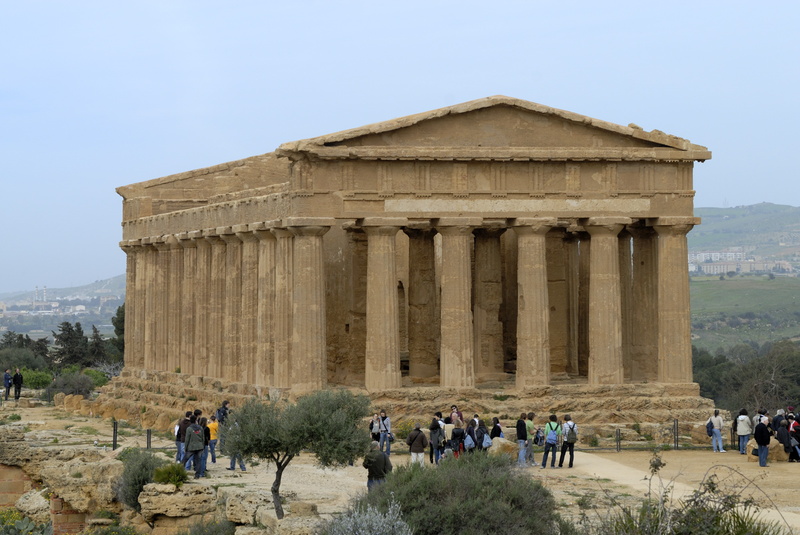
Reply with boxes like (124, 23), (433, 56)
(690, 203), (800, 255)
(0, 274), (126, 304)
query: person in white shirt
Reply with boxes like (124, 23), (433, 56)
(709, 409), (725, 453)
(735, 408), (753, 455)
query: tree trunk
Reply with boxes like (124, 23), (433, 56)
(271, 464), (286, 519)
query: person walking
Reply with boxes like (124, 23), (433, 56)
(525, 412), (538, 466)
(3, 369), (11, 401)
(207, 415), (219, 464)
(540, 414), (561, 469)
(370, 413), (381, 442)
(515, 413), (528, 467)
(175, 411), (191, 462)
(429, 416), (445, 465)
(378, 409), (392, 456)
(406, 422), (429, 466)
(708, 409), (725, 452)
(558, 415), (578, 468)
(182, 415), (205, 478)
(198, 417), (210, 477)
(12, 368), (23, 401)
(476, 419), (491, 451)
(363, 441), (392, 491)
(490, 417), (503, 439)
(736, 409), (752, 455)
(754, 415), (771, 467)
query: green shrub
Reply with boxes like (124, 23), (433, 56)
(83, 526), (138, 535)
(82, 369), (108, 388)
(356, 451), (568, 535)
(7, 414), (21, 422)
(20, 368), (53, 390)
(0, 509), (24, 526)
(45, 373), (94, 398)
(175, 520), (235, 535)
(116, 449), (168, 511)
(153, 463), (189, 489)
(319, 500), (412, 535)
(391, 420), (414, 440)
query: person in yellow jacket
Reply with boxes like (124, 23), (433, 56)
(207, 414), (220, 464)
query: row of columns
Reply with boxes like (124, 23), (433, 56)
(121, 215), (695, 393)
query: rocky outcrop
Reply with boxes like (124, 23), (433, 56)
(15, 490), (50, 524)
(138, 483), (216, 523)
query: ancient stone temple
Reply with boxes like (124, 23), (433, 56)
(117, 96), (711, 395)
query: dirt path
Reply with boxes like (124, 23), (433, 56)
(4, 405), (800, 533)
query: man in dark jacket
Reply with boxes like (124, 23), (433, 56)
(12, 369), (23, 401)
(182, 415), (205, 478)
(176, 411), (192, 462)
(3, 369), (11, 401)
(754, 416), (772, 467)
(406, 423), (429, 466)
(363, 441), (392, 491)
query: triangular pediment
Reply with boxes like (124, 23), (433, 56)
(279, 96), (707, 155)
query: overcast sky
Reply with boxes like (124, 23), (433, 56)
(1, 3), (797, 294)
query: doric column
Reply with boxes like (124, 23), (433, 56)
(177, 233), (196, 376)
(220, 228), (243, 383)
(546, 227), (569, 374)
(513, 218), (556, 388)
(362, 218), (405, 392)
(473, 223), (506, 380)
(141, 237), (156, 371)
(153, 237), (170, 372)
(585, 217), (631, 385)
(344, 225), (368, 383)
(235, 225), (259, 385)
(271, 227), (294, 388)
(288, 218), (334, 392)
(628, 225), (658, 381)
(192, 231), (211, 377)
(253, 223), (277, 387)
(577, 231), (591, 377)
(618, 229), (633, 381)
(119, 241), (139, 368)
(165, 235), (182, 374)
(653, 217), (699, 383)
(437, 217), (480, 388)
(564, 231), (580, 375)
(204, 231), (226, 379)
(403, 224), (439, 379)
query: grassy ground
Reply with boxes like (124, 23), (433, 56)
(690, 275), (800, 350)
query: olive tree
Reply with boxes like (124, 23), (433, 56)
(221, 389), (372, 519)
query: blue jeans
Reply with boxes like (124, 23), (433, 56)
(175, 441), (184, 462)
(199, 445), (209, 476)
(367, 478), (385, 491)
(209, 439), (218, 463)
(182, 450), (202, 475)
(542, 442), (558, 467)
(758, 444), (769, 467)
(229, 453), (246, 470)
(738, 434), (750, 454)
(379, 432), (391, 456)
(517, 440), (527, 466)
(711, 429), (723, 452)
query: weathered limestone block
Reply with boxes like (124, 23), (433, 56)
(150, 513), (216, 535)
(288, 502), (318, 517)
(218, 487), (272, 524)
(746, 438), (789, 463)
(39, 456), (123, 512)
(16, 489), (51, 524)
(53, 392), (66, 407)
(139, 483), (217, 522)
(235, 526), (273, 535)
(487, 437), (517, 458)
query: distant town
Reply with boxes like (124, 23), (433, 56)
(689, 246), (794, 276)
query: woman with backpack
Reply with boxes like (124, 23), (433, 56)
(558, 414), (578, 468)
(540, 414), (562, 469)
(450, 419), (465, 458)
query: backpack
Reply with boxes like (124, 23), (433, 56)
(533, 429), (544, 446)
(482, 432), (493, 449)
(565, 423), (577, 444)
(464, 434), (476, 450)
(706, 419), (714, 437)
(545, 423), (559, 445)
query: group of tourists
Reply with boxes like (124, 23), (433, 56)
(174, 400), (245, 478)
(363, 404), (579, 490)
(730, 406), (800, 467)
(3, 368), (23, 401)
(515, 412), (578, 469)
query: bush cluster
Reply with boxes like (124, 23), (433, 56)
(45, 373), (94, 399)
(356, 452), (573, 535)
(319, 500), (412, 535)
(116, 449), (168, 511)
(20, 368), (53, 390)
(82, 369), (108, 388)
(153, 463), (189, 488)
